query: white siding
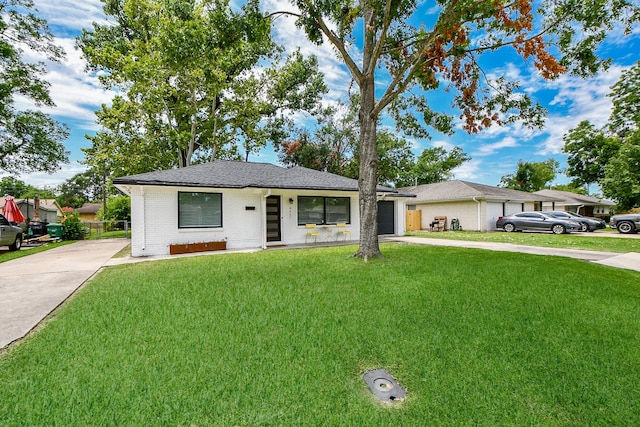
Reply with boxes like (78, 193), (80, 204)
(128, 185), (364, 256)
(486, 202), (504, 231)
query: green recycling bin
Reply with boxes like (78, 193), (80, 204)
(47, 223), (63, 238)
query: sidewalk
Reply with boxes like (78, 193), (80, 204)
(0, 239), (130, 349)
(381, 236), (640, 272)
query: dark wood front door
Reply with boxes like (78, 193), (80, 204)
(266, 195), (281, 242)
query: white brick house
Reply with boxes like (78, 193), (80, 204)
(114, 161), (412, 257)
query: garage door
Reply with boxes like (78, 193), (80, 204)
(377, 201), (395, 235)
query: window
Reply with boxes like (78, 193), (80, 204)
(298, 196), (350, 225)
(178, 192), (222, 228)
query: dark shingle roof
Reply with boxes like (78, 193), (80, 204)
(399, 180), (559, 203)
(113, 160), (399, 193)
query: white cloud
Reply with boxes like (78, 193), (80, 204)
(451, 159), (481, 180)
(11, 162), (88, 189)
(535, 65), (625, 155)
(472, 136), (520, 156)
(33, 0), (108, 30)
(432, 139), (456, 151)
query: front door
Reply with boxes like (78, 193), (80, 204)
(266, 195), (281, 242)
(377, 200), (395, 235)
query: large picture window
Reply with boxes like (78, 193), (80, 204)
(298, 196), (350, 225)
(178, 192), (222, 228)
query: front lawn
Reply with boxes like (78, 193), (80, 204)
(407, 230), (639, 253)
(1, 244), (638, 425)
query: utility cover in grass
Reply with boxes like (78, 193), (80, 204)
(363, 369), (406, 403)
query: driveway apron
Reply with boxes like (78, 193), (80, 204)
(0, 239), (130, 349)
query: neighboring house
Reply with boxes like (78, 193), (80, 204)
(399, 180), (559, 232)
(533, 189), (615, 218)
(0, 198), (63, 223)
(77, 203), (102, 222)
(113, 160), (413, 257)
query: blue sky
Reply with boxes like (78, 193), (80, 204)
(11, 0), (640, 192)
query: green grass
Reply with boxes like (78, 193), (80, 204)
(86, 229), (130, 240)
(1, 244), (639, 425)
(407, 230), (639, 253)
(0, 240), (74, 263)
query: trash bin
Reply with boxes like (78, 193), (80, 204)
(28, 221), (48, 237)
(46, 223), (63, 238)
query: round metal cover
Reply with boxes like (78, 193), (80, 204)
(363, 368), (406, 403)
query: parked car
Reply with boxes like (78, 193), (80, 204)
(496, 211), (581, 234)
(609, 213), (640, 234)
(544, 211), (607, 232)
(0, 213), (23, 250)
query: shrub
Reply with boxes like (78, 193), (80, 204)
(61, 207), (87, 240)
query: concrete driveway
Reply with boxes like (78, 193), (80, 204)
(0, 239), (130, 349)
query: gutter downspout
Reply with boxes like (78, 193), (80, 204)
(576, 204), (584, 215)
(473, 197), (481, 231)
(262, 189), (272, 249)
(140, 187), (146, 252)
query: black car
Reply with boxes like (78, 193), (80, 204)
(496, 211), (581, 234)
(544, 211), (606, 232)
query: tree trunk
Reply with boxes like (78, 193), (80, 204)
(354, 74), (382, 260)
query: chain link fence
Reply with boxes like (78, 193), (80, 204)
(83, 220), (131, 239)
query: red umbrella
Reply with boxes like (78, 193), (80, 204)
(2, 195), (25, 223)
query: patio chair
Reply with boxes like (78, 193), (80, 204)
(305, 223), (320, 243)
(336, 223), (351, 241)
(430, 216), (447, 232)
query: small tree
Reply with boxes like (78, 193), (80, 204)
(396, 146), (470, 187)
(500, 159), (559, 192)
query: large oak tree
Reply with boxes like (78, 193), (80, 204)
(274, 0), (639, 259)
(0, 0), (69, 174)
(79, 0), (326, 177)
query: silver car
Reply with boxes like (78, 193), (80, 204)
(0, 214), (23, 250)
(496, 211), (581, 234)
(544, 211), (607, 232)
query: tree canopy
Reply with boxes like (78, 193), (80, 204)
(278, 99), (417, 187)
(397, 146), (470, 187)
(562, 120), (620, 190)
(277, 0), (639, 259)
(499, 159), (559, 192)
(564, 61), (640, 209)
(79, 0), (326, 177)
(0, 0), (69, 174)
